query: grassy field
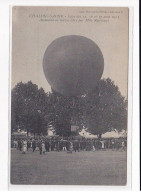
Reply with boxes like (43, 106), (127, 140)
(10, 149), (127, 185)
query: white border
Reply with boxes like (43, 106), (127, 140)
(0, 0), (139, 192)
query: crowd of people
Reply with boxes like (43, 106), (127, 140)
(11, 137), (127, 154)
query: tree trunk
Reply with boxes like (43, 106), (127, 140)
(97, 134), (102, 140)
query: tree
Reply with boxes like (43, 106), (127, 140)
(46, 90), (81, 137)
(11, 81), (51, 135)
(11, 78), (127, 137)
(49, 78), (127, 137)
(81, 78), (127, 136)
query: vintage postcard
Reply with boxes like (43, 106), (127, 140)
(10, 6), (129, 186)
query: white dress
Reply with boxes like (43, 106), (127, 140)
(101, 141), (105, 149)
(22, 141), (27, 153)
(70, 142), (73, 151)
(42, 143), (46, 153)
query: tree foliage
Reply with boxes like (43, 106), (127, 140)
(11, 79), (127, 136)
(11, 81), (50, 135)
(46, 90), (82, 136)
(81, 78), (127, 135)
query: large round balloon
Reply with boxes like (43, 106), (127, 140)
(43, 35), (104, 96)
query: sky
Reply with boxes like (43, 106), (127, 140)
(12, 6), (129, 98)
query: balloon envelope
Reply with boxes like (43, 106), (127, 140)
(43, 35), (104, 96)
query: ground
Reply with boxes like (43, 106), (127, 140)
(10, 149), (127, 185)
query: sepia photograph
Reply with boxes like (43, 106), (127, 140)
(10, 6), (129, 186)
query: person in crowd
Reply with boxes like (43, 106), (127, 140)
(27, 139), (31, 151)
(45, 139), (50, 152)
(11, 139), (13, 148)
(62, 140), (67, 151)
(94, 140), (98, 150)
(116, 139), (120, 150)
(98, 140), (102, 150)
(79, 139), (84, 150)
(13, 139), (18, 148)
(66, 139), (70, 151)
(51, 140), (55, 151)
(38, 140), (42, 155)
(89, 139), (93, 151)
(85, 139), (88, 151)
(66, 140), (73, 153)
(69, 141), (73, 152)
(124, 139), (127, 151)
(100, 140), (105, 150)
(59, 140), (63, 151)
(108, 139), (112, 149)
(92, 140), (96, 152)
(18, 139), (22, 151)
(121, 140), (125, 151)
(22, 139), (27, 154)
(73, 140), (80, 152)
(56, 140), (60, 152)
(41, 141), (46, 154)
(111, 139), (115, 150)
(32, 139), (36, 152)
(30, 138), (33, 149)
(105, 140), (109, 149)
